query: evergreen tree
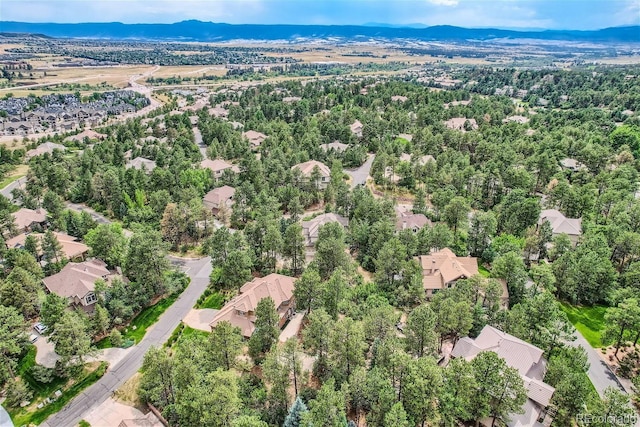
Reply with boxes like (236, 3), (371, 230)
(284, 397), (309, 427)
(248, 297), (280, 361)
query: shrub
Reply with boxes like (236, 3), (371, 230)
(30, 365), (56, 384)
(110, 328), (123, 347)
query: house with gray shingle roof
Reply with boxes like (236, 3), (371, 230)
(538, 209), (582, 245)
(451, 325), (555, 427)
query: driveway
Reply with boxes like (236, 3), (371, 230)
(34, 335), (59, 369)
(279, 312), (305, 343)
(183, 308), (218, 332)
(345, 154), (375, 188)
(82, 397), (155, 427)
(41, 256), (212, 427)
(567, 330), (626, 397)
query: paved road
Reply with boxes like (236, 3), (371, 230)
(193, 126), (207, 159)
(568, 329), (626, 397)
(345, 153), (375, 188)
(64, 202), (112, 225)
(0, 176), (26, 202)
(41, 256), (212, 427)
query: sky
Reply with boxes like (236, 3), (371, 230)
(1, 0), (639, 30)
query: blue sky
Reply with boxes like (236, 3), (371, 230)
(1, 0), (639, 30)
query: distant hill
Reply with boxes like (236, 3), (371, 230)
(1, 21), (638, 43)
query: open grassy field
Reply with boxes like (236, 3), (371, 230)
(560, 302), (608, 348)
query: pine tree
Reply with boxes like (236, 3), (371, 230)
(248, 297), (280, 361)
(284, 397), (309, 427)
(42, 230), (63, 263)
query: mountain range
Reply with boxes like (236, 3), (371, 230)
(1, 20), (639, 43)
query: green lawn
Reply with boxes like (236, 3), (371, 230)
(96, 294), (179, 348)
(478, 265), (491, 278)
(16, 346), (66, 399)
(194, 291), (224, 309)
(10, 346), (108, 426)
(560, 303), (608, 348)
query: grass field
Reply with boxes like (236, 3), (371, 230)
(560, 303), (608, 348)
(10, 346), (108, 426)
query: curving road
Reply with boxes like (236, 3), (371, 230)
(40, 256), (212, 427)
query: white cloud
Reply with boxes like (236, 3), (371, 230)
(428, 0), (459, 6)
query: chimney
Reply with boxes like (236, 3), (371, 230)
(431, 259), (436, 275)
(402, 220), (407, 230)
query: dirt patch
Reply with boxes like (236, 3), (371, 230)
(114, 372), (142, 408)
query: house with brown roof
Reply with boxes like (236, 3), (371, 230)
(126, 157), (157, 172)
(5, 231), (89, 261)
(64, 129), (107, 143)
(25, 142), (66, 159)
(201, 159), (240, 179)
(292, 160), (331, 189)
(451, 325), (555, 427)
(538, 209), (582, 245)
(42, 259), (112, 312)
(242, 130), (267, 149)
(12, 208), (48, 233)
(301, 212), (349, 247)
(320, 141), (349, 153)
(416, 248), (478, 298)
(399, 153), (435, 166)
(444, 117), (478, 132)
(209, 273), (296, 338)
(396, 209), (430, 233)
(203, 185), (235, 215)
(391, 95), (408, 103)
(350, 120), (363, 138)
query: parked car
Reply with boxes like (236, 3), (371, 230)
(29, 334), (38, 343)
(33, 322), (47, 334)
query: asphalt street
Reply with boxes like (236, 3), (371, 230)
(41, 256), (212, 427)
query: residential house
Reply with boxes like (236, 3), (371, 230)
(559, 158), (585, 172)
(399, 153), (435, 166)
(209, 273), (296, 338)
(25, 142), (66, 159)
(292, 160), (331, 189)
(444, 117), (478, 132)
(391, 95), (408, 102)
(301, 212), (349, 247)
(350, 120), (363, 138)
(201, 159), (240, 179)
(203, 185), (235, 215)
(5, 231), (89, 261)
(65, 129), (107, 143)
(242, 130), (267, 149)
(538, 209), (582, 245)
(126, 157), (157, 172)
(451, 325), (555, 427)
(118, 411), (163, 427)
(12, 208), (48, 233)
(42, 259), (112, 313)
(416, 248), (479, 298)
(320, 141), (349, 153)
(396, 208), (430, 233)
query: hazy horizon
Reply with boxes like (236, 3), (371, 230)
(1, 0), (639, 31)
